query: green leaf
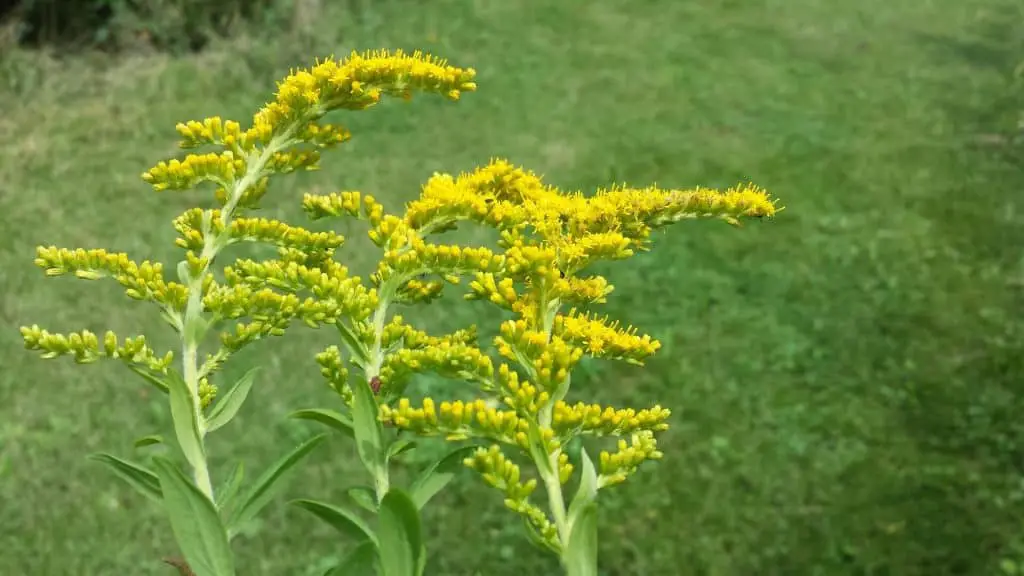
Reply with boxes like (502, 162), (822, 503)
(227, 434), (327, 534)
(165, 369), (206, 474)
(89, 453), (162, 503)
(526, 419), (554, 477)
(336, 322), (370, 369)
(134, 434), (164, 448)
(386, 438), (417, 463)
(291, 499), (378, 545)
(290, 408), (355, 439)
(128, 365), (170, 394)
(215, 461), (245, 515)
(185, 314), (213, 346)
(378, 489), (423, 576)
(522, 516), (559, 554)
(351, 376), (385, 481)
(324, 541), (379, 576)
(152, 457), (235, 576)
(567, 448), (598, 524)
(408, 445), (478, 510)
(205, 368), (258, 433)
(346, 485), (378, 512)
(563, 503), (598, 576)
(176, 260), (191, 285)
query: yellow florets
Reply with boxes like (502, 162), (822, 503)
(20, 325), (173, 374)
(33, 246), (188, 311)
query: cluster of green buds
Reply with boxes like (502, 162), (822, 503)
(18, 48), (779, 576)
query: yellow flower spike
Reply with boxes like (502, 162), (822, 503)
(21, 325), (174, 375)
(32, 246), (188, 312)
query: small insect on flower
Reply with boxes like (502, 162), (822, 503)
(369, 376), (382, 394)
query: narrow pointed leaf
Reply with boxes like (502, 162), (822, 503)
(324, 540), (379, 576)
(351, 377), (385, 480)
(336, 322), (370, 368)
(567, 448), (598, 523)
(205, 368), (258, 433)
(291, 499), (378, 545)
(378, 489), (422, 576)
(386, 439), (417, 463)
(526, 420), (553, 477)
(564, 503), (598, 576)
(128, 365), (170, 394)
(227, 434), (326, 532)
(346, 485), (378, 513)
(133, 434), (164, 449)
(152, 457), (235, 576)
(409, 445), (478, 510)
(290, 408), (355, 439)
(165, 369), (206, 474)
(89, 453), (162, 503)
(215, 462), (245, 515)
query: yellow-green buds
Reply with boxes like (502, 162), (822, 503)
(598, 431), (664, 487)
(464, 445), (559, 550)
(20, 325), (173, 374)
(33, 246), (187, 312)
(552, 401), (671, 437)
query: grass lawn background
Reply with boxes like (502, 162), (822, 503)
(2, 0), (1023, 574)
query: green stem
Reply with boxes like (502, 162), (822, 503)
(181, 340), (214, 498)
(175, 130), (295, 500)
(364, 277), (400, 502)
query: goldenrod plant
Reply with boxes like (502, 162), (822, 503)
(368, 160), (778, 575)
(19, 49), (779, 576)
(19, 50), (478, 576)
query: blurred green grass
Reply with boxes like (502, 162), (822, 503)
(2, 0), (1024, 574)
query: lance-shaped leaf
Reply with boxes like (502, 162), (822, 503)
(564, 448), (600, 576)
(152, 457), (235, 576)
(345, 485), (378, 513)
(134, 434), (164, 449)
(378, 489), (424, 576)
(386, 438), (417, 463)
(227, 434), (326, 534)
(291, 499), (378, 546)
(205, 368), (258, 433)
(165, 369), (206, 474)
(215, 461), (245, 518)
(324, 541), (379, 576)
(89, 453), (162, 503)
(351, 376), (385, 483)
(290, 408), (355, 439)
(408, 445), (479, 510)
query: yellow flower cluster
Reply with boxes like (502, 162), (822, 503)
(146, 50), (476, 196)
(33, 246), (188, 311)
(379, 157), (778, 531)
(381, 238), (504, 279)
(463, 445), (560, 550)
(493, 319), (583, 391)
(173, 208), (346, 254)
(552, 310), (661, 364)
(20, 325), (173, 374)
(598, 431), (664, 487)
(315, 345), (351, 400)
(381, 398), (523, 446)
(303, 191), (381, 224)
(551, 401), (671, 436)
(222, 258), (377, 325)
(378, 316), (477, 350)
(380, 341), (494, 396)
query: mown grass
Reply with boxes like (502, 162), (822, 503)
(2, 0), (1024, 574)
